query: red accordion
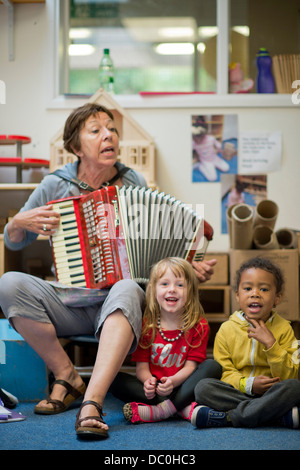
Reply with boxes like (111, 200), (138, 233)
(48, 186), (213, 289)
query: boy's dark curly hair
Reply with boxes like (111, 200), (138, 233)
(235, 256), (284, 294)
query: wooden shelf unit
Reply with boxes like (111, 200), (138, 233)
(0, 184), (53, 282)
(199, 284), (231, 322)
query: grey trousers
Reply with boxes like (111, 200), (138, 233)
(194, 378), (300, 427)
(0, 271), (145, 353)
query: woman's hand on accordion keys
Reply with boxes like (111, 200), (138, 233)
(7, 205), (60, 243)
(192, 258), (217, 283)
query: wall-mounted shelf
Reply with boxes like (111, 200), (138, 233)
(1, 1), (45, 3)
(0, 159), (49, 183)
(0, 135), (49, 182)
(0, 183), (38, 190)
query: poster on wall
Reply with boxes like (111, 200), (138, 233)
(221, 174), (267, 234)
(239, 131), (282, 174)
(192, 114), (238, 183)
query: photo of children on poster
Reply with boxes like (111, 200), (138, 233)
(192, 114), (238, 183)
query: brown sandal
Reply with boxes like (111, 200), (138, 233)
(34, 379), (86, 415)
(75, 400), (108, 439)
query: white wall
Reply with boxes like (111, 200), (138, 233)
(0, 2), (299, 253)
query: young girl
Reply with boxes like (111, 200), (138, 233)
(192, 119), (230, 182)
(192, 256), (300, 429)
(110, 257), (221, 424)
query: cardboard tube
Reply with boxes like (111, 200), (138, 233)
(226, 204), (238, 248)
(254, 199), (279, 230)
(253, 225), (279, 249)
(231, 204), (254, 249)
(276, 228), (297, 249)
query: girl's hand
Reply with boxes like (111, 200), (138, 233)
(156, 377), (174, 397)
(143, 377), (157, 400)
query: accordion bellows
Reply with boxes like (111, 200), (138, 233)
(49, 186), (213, 289)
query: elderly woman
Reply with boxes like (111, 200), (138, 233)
(0, 103), (215, 439)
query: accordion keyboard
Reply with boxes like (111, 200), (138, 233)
(50, 199), (87, 286)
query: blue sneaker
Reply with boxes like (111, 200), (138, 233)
(191, 406), (230, 428)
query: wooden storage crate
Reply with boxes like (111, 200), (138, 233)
(199, 284), (231, 321)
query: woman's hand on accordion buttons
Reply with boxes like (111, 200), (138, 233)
(192, 259), (217, 283)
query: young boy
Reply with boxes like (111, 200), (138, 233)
(191, 257), (300, 429)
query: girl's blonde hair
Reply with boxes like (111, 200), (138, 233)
(140, 257), (205, 348)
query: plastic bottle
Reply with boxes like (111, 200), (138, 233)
(256, 48), (275, 93)
(107, 76), (115, 95)
(99, 48), (114, 93)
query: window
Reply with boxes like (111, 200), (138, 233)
(60, 0), (217, 95)
(58, 0), (300, 96)
(230, 0), (300, 93)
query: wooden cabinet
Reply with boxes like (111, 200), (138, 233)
(0, 184), (53, 280)
(0, 183), (37, 218)
(0, 234), (53, 280)
(198, 284), (231, 358)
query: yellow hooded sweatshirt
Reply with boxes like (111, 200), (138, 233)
(213, 310), (299, 394)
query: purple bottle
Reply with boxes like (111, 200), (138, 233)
(256, 48), (275, 93)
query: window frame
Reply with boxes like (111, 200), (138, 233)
(47, 0), (295, 109)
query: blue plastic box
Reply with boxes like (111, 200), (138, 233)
(0, 319), (48, 401)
